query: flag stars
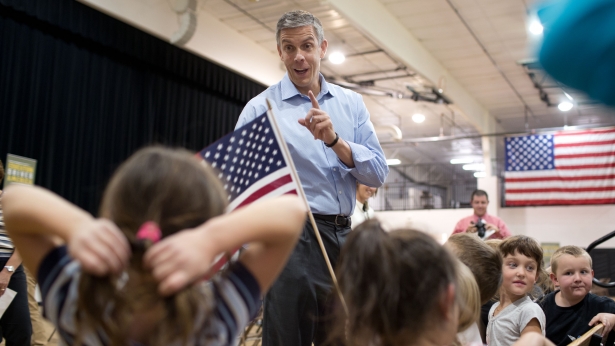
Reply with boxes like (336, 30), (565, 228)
(277, 160), (281, 166)
(205, 151), (210, 158)
(265, 166), (270, 172)
(230, 137), (235, 143)
(217, 144), (223, 150)
(268, 139), (273, 145)
(241, 130), (247, 136)
(264, 128), (269, 134)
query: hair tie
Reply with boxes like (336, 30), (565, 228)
(136, 222), (161, 243)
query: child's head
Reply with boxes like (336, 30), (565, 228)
(334, 220), (459, 346)
(78, 147), (227, 346)
(499, 235), (543, 298)
(100, 146), (227, 238)
(550, 246), (594, 301)
(446, 233), (503, 304)
(455, 260), (481, 334)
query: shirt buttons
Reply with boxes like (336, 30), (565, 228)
(338, 191), (342, 194)
(333, 168), (337, 171)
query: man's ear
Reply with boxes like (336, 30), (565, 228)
(320, 39), (328, 59)
(277, 45), (283, 60)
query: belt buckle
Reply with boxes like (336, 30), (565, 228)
(334, 215), (345, 226)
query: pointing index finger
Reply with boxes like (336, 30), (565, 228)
(308, 90), (320, 109)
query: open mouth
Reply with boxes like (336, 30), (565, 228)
(294, 68), (309, 76)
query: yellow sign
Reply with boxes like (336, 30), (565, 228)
(4, 154), (37, 187)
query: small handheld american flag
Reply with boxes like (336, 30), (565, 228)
(197, 112), (300, 211)
(196, 110), (303, 274)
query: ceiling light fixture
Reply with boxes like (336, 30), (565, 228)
(462, 163), (485, 171)
(474, 172), (487, 178)
(328, 52), (345, 64)
(529, 21), (543, 35)
(563, 91), (573, 101)
(386, 158), (401, 166)
(450, 158), (474, 164)
(558, 101), (573, 112)
(412, 113), (425, 123)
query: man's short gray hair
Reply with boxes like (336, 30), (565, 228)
(276, 10), (324, 46)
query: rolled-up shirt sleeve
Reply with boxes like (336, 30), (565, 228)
(337, 94), (389, 188)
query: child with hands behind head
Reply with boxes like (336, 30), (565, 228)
(539, 246), (615, 346)
(487, 235), (546, 346)
(2, 146), (305, 346)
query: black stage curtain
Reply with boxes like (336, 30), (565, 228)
(0, 0), (266, 213)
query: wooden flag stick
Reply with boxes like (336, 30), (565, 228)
(265, 99), (349, 317)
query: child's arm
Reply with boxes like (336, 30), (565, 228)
(513, 332), (555, 346)
(2, 185), (130, 278)
(589, 313), (615, 338)
(521, 318), (543, 336)
(144, 195), (305, 296)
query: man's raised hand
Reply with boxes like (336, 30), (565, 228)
(298, 91), (336, 144)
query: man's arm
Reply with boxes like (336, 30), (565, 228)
(0, 249), (21, 297)
(299, 91), (388, 187)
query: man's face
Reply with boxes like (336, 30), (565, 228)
(471, 195), (489, 217)
(277, 25), (327, 95)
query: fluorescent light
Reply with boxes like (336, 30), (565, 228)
(412, 113), (425, 123)
(328, 52), (345, 64)
(564, 91), (573, 101)
(463, 163), (485, 171)
(529, 21), (543, 35)
(558, 101), (573, 111)
(386, 158), (401, 166)
(474, 172), (486, 178)
(450, 158), (474, 164)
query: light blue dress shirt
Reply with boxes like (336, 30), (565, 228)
(236, 73), (389, 216)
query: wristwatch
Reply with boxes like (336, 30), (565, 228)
(4, 266), (14, 273)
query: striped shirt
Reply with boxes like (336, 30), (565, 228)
(0, 192), (15, 259)
(38, 246), (261, 346)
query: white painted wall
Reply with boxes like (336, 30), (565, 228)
(500, 205), (615, 248)
(375, 205), (615, 248)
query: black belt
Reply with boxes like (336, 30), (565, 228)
(313, 214), (352, 227)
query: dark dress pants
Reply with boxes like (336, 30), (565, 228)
(0, 265), (32, 346)
(262, 218), (350, 346)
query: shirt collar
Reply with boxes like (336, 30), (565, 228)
(281, 73), (332, 101)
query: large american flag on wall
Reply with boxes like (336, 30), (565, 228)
(197, 112), (300, 211)
(504, 127), (615, 206)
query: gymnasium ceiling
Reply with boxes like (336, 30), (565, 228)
(81, 0), (615, 169)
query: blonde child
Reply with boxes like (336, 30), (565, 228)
(487, 235), (546, 346)
(539, 246), (615, 346)
(455, 261), (482, 346)
(2, 146), (305, 346)
(330, 220), (461, 346)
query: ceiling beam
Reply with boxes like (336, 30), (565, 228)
(327, 0), (498, 134)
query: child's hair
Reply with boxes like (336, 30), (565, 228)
(0, 159), (4, 183)
(76, 147), (228, 346)
(484, 238), (503, 252)
(332, 220), (458, 346)
(499, 235), (544, 274)
(455, 260), (481, 333)
(550, 245), (593, 275)
(446, 233), (502, 305)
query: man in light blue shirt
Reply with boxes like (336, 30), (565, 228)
(235, 9), (388, 346)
